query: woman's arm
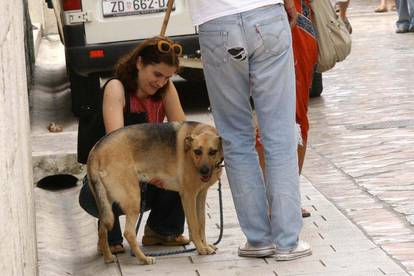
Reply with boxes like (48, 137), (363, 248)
(102, 79), (126, 134)
(163, 80), (186, 122)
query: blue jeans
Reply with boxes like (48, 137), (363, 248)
(198, 4), (302, 251)
(396, 0), (414, 30)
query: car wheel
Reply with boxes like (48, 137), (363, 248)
(309, 71), (323, 98)
(67, 67), (100, 116)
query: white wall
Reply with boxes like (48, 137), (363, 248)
(0, 0), (38, 275)
(28, 0), (59, 35)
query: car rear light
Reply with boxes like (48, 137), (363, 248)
(63, 0), (81, 11)
(89, 50), (105, 58)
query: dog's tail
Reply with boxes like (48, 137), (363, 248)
(88, 171), (114, 230)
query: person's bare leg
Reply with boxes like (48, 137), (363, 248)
(338, 0), (353, 34)
(375, 0), (388, 12)
(297, 138), (311, 218)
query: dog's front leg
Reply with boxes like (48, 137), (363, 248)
(181, 192), (215, 255)
(196, 190), (216, 252)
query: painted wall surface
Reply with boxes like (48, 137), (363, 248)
(0, 0), (38, 275)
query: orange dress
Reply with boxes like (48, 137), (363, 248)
(292, 0), (318, 142)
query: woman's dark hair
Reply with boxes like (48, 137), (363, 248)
(114, 36), (180, 100)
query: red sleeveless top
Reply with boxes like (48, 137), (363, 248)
(129, 95), (165, 123)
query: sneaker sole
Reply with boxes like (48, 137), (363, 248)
(275, 249), (312, 261)
(238, 249), (275, 258)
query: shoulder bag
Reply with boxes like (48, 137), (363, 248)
(310, 0), (352, 73)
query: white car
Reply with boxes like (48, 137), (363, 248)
(46, 0), (201, 115)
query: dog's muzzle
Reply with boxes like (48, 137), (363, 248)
(199, 165), (212, 182)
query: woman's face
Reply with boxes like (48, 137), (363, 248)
(136, 59), (177, 98)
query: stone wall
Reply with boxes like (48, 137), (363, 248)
(0, 0), (38, 275)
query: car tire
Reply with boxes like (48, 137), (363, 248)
(67, 67), (100, 116)
(309, 71), (323, 98)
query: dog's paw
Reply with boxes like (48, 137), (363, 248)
(104, 254), (117, 264)
(208, 244), (217, 252)
(197, 245), (216, 255)
(141, 256), (156, 265)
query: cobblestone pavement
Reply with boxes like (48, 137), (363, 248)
(303, 0), (414, 274)
(31, 0), (414, 275)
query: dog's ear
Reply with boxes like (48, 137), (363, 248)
(184, 135), (193, 152)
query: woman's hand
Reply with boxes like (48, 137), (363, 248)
(149, 177), (165, 189)
(284, 0), (297, 28)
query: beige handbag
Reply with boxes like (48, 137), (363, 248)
(310, 0), (352, 73)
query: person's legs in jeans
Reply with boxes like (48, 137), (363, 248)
(78, 176), (124, 248)
(199, 4), (305, 256)
(396, 0), (410, 32)
(142, 185), (188, 246)
(407, 0), (414, 30)
(246, 6), (302, 252)
(199, 11), (272, 249)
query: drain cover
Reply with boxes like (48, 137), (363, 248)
(37, 174), (78, 190)
(346, 119), (414, 130)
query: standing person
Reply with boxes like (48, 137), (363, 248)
(395, 0), (414, 33)
(187, 0), (312, 260)
(375, 0), (397, 12)
(78, 36), (190, 254)
(336, 0), (352, 34)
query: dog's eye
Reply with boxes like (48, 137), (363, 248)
(208, 149), (218, 156)
(194, 149), (202, 156)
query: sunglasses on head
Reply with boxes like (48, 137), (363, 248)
(157, 40), (183, 56)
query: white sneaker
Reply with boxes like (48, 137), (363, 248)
(275, 240), (312, 261)
(238, 242), (275, 258)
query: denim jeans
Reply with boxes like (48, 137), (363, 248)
(198, 4), (302, 251)
(79, 176), (185, 245)
(396, 0), (414, 30)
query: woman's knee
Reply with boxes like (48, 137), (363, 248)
(78, 176), (100, 218)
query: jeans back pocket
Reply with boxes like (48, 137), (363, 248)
(199, 30), (228, 68)
(255, 17), (291, 59)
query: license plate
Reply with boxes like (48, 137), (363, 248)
(102, 0), (174, 17)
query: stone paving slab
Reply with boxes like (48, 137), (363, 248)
(35, 175), (409, 275)
(303, 2), (414, 273)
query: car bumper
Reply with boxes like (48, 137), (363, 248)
(65, 32), (200, 76)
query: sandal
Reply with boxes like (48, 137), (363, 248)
(375, 6), (388, 12)
(301, 208), (311, 218)
(142, 225), (190, 246)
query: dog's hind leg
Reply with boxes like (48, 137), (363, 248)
(89, 173), (116, 263)
(123, 209), (155, 265)
(98, 219), (117, 263)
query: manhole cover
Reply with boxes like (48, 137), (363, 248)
(346, 119), (414, 130)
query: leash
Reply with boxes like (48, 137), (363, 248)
(133, 177), (224, 257)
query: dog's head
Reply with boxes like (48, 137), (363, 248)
(185, 127), (223, 182)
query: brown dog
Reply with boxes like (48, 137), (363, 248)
(87, 121), (223, 265)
